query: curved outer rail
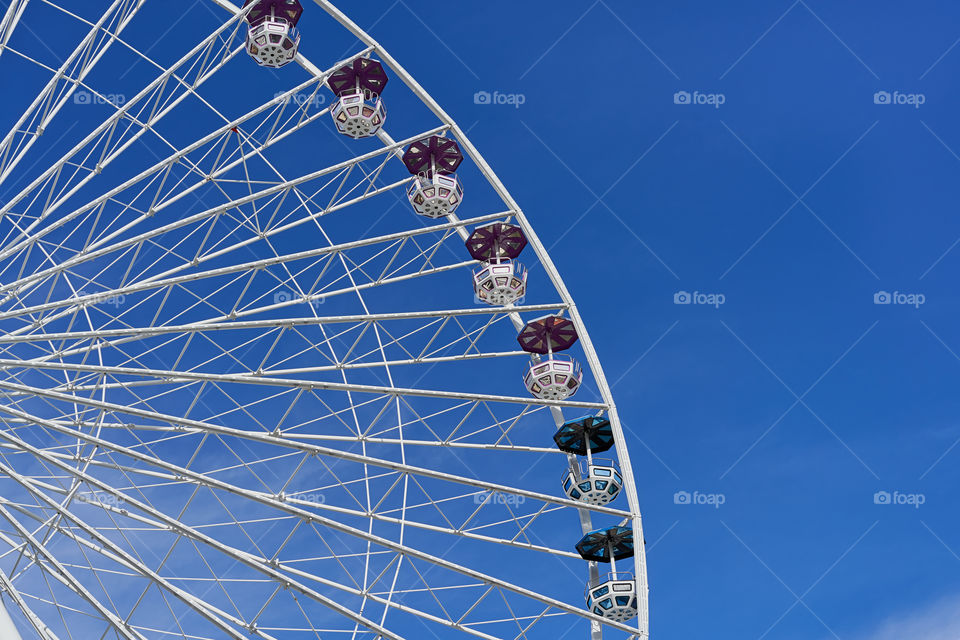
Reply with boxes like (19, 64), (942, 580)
(200, 1), (651, 637)
(309, 3), (650, 638)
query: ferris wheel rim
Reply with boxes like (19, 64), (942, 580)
(293, 1), (650, 634)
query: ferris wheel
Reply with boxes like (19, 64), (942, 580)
(0, 1), (649, 639)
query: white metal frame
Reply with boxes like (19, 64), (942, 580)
(0, 2), (649, 639)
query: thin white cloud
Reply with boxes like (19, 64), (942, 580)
(862, 594), (960, 640)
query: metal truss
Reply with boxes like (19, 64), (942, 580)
(0, 1), (649, 640)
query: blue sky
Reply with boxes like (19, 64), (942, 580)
(2, 1), (960, 639)
(339, 1), (960, 638)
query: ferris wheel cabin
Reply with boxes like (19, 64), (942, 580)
(402, 135), (465, 217)
(243, 0), (302, 68)
(328, 58), (389, 138)
(466, 223), (530, 306)
(517, 315), (584, 400)
(576, 526), (639, 622)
